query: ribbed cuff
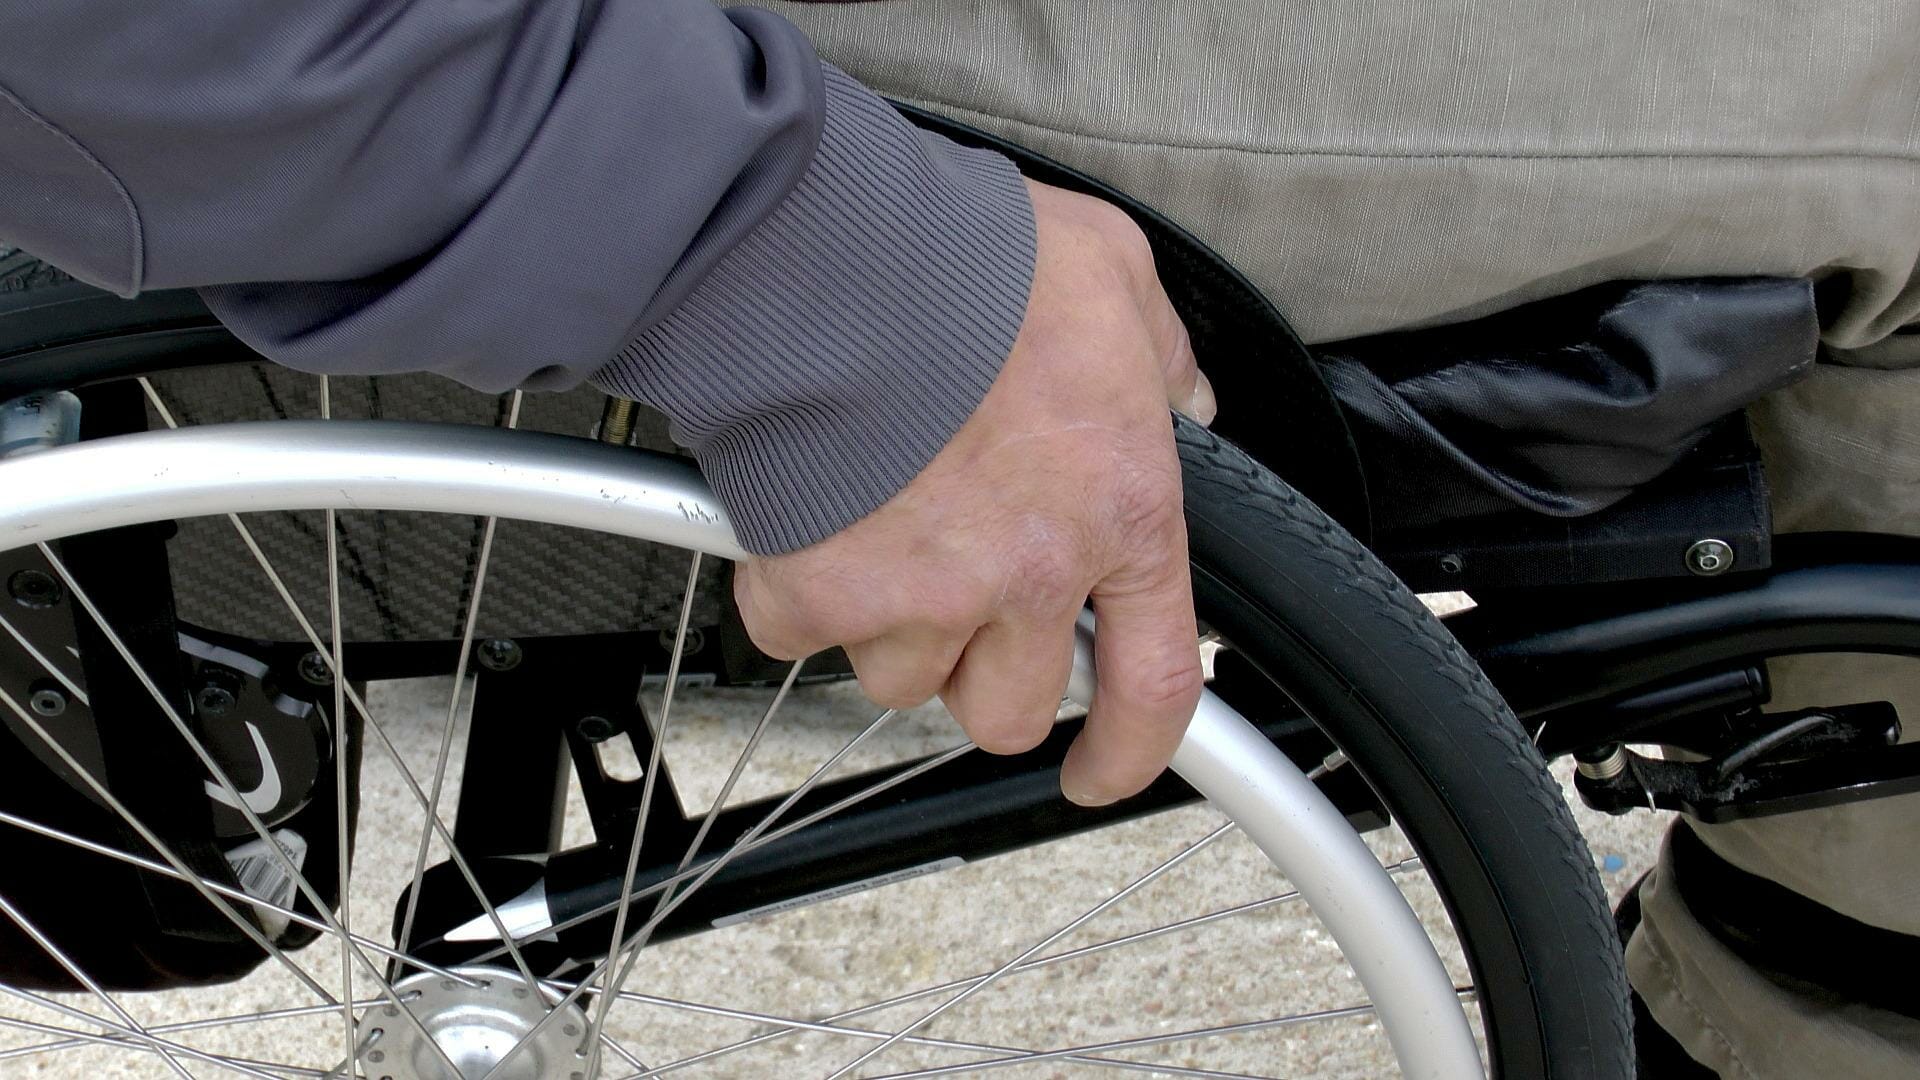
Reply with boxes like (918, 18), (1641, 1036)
(592, 65), (1036, 555)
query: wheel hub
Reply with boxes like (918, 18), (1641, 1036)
(356, 967), (588, 1080)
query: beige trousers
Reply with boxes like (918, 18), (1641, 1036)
(766, 1), (1920, 1075)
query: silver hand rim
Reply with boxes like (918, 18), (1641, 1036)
(0, 418), (1481, 1079)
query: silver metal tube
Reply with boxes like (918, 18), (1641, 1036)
(0, 421), (747, 560)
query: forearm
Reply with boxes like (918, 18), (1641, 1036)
(0, 2), (1034, 552)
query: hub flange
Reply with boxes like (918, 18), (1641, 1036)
(356, 966), (589, 1080)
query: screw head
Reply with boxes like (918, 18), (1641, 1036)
(28, 686), (67, 717)
(8, 569), (60, 609)
(576, 715), (617, 742)
(475, 638), (522, 672)
(296, 651), (334, 686)
(195, 683), (237, 716)
(1685, 538), (1734, 577)
(656, 626), (708, 656)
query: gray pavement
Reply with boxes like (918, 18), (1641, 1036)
(4, 652), (1668, 1079)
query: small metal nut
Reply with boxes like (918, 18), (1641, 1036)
(1685, 538), (1734, 577)
(28, 686), (67, 717)
(1437, 553), (1465, 576)
(476, 638), (523, 672)
(576, 715), (617, 742)
(8, 569), (61, 609)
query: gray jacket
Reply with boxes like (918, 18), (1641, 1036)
(0, 1), (1035, 554)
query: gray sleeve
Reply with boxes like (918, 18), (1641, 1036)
(0, 1), (1035, 555)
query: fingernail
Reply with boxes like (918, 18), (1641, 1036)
(1188, 371), (1218, 427)
(1063, 787), (1118, 808)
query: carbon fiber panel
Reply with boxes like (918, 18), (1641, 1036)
(144, 366), (727, 642)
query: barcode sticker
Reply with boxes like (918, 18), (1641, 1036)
(224, 829), (308, 938)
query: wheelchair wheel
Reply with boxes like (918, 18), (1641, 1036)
(0, 269), (1628, 1077)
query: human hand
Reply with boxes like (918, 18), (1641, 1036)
(734, 178), (1214, 805)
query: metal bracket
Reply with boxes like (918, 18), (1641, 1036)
(1573, 703), (1915, 821)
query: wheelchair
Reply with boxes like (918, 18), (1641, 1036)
(0, 114), (1908, 1080)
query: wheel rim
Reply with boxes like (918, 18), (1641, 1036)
(0, 388), (1482, 1079)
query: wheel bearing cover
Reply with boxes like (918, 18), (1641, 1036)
(357, 967), (589, 1080)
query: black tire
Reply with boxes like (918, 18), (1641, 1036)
(0, 256), (1630, 1076)
(1176, 416), (1630, 1078)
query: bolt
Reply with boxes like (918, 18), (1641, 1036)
(8, 569), (60, 609)
(195, 666), (244, 716)
(475, 638), (522, 672)
(1575, 744), (1629, 781)
(296, 651), (334, 686)
(657, 626), (707, 655)
(28, 685), (67, 717)
(576, 715), (617, 742)
(599, 396), (640, 446)
(1438, 553), (1465, 576)
(195, 683), (237, 716)
(1685, 538), (1734, 577)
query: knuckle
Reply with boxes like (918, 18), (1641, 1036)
(1118, 651), (1205, 715)
(1011, 541), (1084, 617)
(1104, 462), (1185, 547)
(918, 590), (986, 637)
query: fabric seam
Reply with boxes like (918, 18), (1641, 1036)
(0, 78), (145, 296)
(1640, 916), (1759, 1080)
(888, 93), (1920, 167)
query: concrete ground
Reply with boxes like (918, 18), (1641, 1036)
(3, 626), (1670, 1079)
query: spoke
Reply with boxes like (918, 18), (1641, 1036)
(628, 859), (1420, 1080)
(595, 703), (911, 1002)
(819, 823), (1237, 1080)
(456, 740), (970, 968)
(320, 373), (356, 1080)
(851, 1001), (1424, 1080)
(669, 659), (805, 887)
(478, 705), (901, 1080)
(0, 985), (311, 1080)
(583, 551), (703, 1077)
(0, 808), (484, 986)
(140, 381), (553, 1015)
(551, 980), (1279, 1080)
(618, 704), (902, 941)
(572, 658), (802, 1079)
(30, 543), (465, 1080)
(0, 895), (198, 1080)
(653, 853), (1424, 1076)
(0, 999), (387, 1063)
(0, 684), (335, 1004)
(391, 389), (545, 995)
(601, 657), (803, 994)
